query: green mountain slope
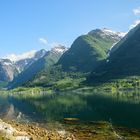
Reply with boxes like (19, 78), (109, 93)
(58, 29), (121, 72)
(88, 24), (140, 83)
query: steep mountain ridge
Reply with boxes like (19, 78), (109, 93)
(15, 49), (47, 72)
(0, 59), (18, 82)
(58, 28), (123, 72)
(8, 45), (67, 89)
(88, 23), (140, 83)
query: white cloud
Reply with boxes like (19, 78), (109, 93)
(5, 50), (37, 62)
(39, 38), (48, 46)
(133, 7), (140, 15)
(129, 19), (140, 30)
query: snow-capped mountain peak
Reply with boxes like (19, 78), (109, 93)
(89, 28), (126, 40)
(101, 28), (126, 38)
(0, 45), (67, 83)
(51, 45), (68, 54)
(2, 49), (47, 73)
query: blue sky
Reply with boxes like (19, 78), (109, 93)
(0, 0), (140, 57)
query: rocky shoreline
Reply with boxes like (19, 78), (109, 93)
(1, 119), (140, 140)
(0, 119), (75, 140)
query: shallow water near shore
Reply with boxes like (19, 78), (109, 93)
(1, 90), (140, 139)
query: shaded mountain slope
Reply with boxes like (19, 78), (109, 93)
(88, 24), (140, 83)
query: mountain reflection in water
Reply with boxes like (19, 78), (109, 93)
(0, 91), (140, 129)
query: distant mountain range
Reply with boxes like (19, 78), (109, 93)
(0, 45), (67, 84)
(15, 49), (47, 72)
(0, 49), (47, 83)
(8, 45), (67, 88)
(1, 27), (134, 89)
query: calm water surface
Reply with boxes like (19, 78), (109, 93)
(0, 90), (140, 129)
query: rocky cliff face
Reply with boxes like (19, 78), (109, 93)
(0, 59), (18, 82)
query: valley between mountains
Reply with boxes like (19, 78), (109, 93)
(1, 25), (139, 91)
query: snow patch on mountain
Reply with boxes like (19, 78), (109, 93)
(88, 28), (127, 57)
(51, 45), (68, 54)
(89, 28), (126, 40)
(101, 28), (126, 38)
(0, 59), (13, 66)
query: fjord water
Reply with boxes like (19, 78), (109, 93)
(0, 90), (140, 129)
